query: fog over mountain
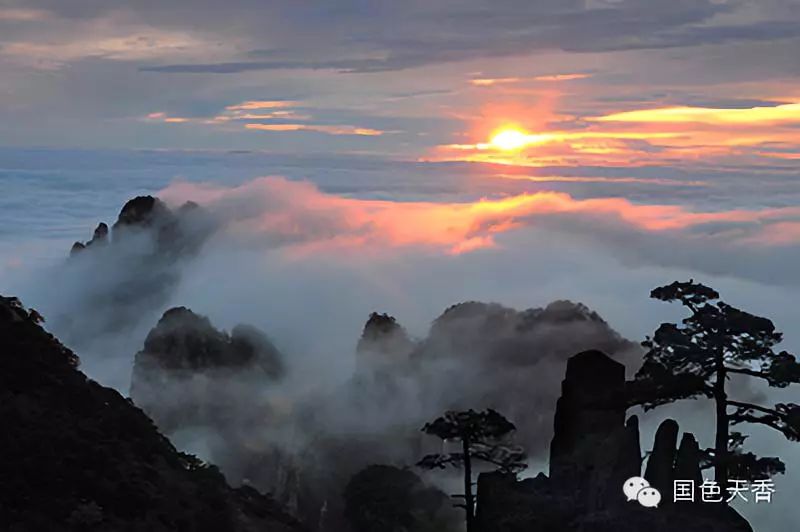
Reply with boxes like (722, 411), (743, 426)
(5, 180), (796, 531)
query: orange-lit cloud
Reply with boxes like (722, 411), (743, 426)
(470, 77), (522, 86)
(144, 102), (383, 136)
(470, 74), (590, 86)
(225, 100), (296, 111)
(533, 73), (592, 82)
(145, 112), (189, 123)
(245, 124), (383, 136)
(594, 102), (800, 125)
(159, 177), (800, 256)
(442, 130), (680, 152)
(753, 222), (800, 246)
(494, 174), (707, 187)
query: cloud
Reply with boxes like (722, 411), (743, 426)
(8, 165), (800, 531)
(117, 0), (799, 75)
(0, 8), (49, 21)
(1, 27), (230, 68)
(141, 101), (386, 136)
(493, 174), (708, 188)
(595, 102), (800, 125)
(3, 0), (800, 158)
(145, 112), (190, 123)
(9, 0), (782, 78)
(470, 77), (523, 86)
(153, 176), (800, 287)
(225, 100), (296, 111)
(534, 73), (592, 82)
(470, 74), (591, 86)
(431, 96), (800, 169)
(244, 123), (384, 136)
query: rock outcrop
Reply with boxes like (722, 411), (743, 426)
(418, 300), (637, 365)
(549, 350), (638, 511)
(132, 307), (283, 376)
(70, 196), (208, 257)
(130, 307), (284, 432)
(476, 350), (753, 532)
(644, 418), (680, 500)
(61, 195), (215, 344)
(129, 307), (290, 498)
(356, 312), (415, 367)
(0, 295), (305, 532)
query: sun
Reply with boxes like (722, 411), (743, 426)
(489, 128), (530, 151)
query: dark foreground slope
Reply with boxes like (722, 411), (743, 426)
(0, 295), (305, 532)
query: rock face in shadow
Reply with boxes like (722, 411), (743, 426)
(476, 350), (753, 532)
(0, 295), (305, 532)
(644, 418), (680, 500)
(549, 351), (639, 511)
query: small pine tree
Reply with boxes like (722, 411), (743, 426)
(417, 409), (526, 532)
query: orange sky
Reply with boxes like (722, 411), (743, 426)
(429, 92), (800, 169)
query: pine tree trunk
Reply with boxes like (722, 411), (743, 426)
(463, 436), (474, 532)
(714, 357), (729, 495)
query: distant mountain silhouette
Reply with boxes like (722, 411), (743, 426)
(358, 301), (641, 457)
(62, 195), (216, 342)
(130, 306), (285, 432)
(129, 306), (297, 510)
(0, 295), (306, 532)
(70, 196), (210, 258)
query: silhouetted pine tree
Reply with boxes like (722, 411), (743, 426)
(630, 280), (800, 493)
(417, 409), (526, 532)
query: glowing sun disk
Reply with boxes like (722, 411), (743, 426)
(490, 128), (530, 151)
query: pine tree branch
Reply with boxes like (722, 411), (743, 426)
(728, 400), (777, 416)
(725, 367), (769, 380)
(730, 413), (792, 439)
(728, 401), (800, 441)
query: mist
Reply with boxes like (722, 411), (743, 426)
(6, 175), (799, 531)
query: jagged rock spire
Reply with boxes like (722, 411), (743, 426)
(645, 419), (679, 500)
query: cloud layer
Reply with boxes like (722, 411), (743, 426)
(154, 176), (800, 286)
